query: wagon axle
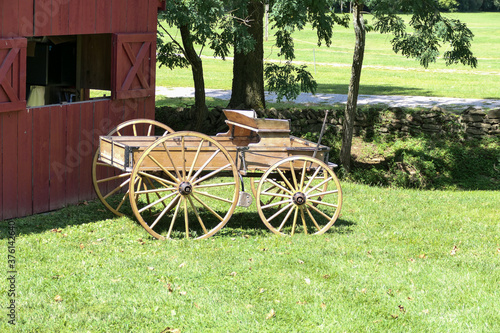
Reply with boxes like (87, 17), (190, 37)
(178, 182), (193, 196)
(292, 192), (307, 206)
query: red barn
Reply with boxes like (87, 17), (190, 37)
(0, 0), (166, 220)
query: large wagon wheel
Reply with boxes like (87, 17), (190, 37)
(256, 156), (342, 236)
(128, 132), (240, 240)
(92, 119), (174, 216)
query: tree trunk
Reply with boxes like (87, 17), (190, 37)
(340, 2), (365, 172)
(228, 0), (265, 110)
(180, 24), (208, 132)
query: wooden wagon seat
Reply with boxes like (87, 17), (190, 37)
(219, 109), (291, 147)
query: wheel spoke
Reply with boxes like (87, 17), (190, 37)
(191, 148), (221, 180)
(187, 196), (208, 234)
(308, 199), (338, 208)
(305, 206), (322, 231)
(312, 189), (339, 197)
(167, 197), (182, 239)
(145, 177), (168, 208)
(138, 171), (177, 188)
(193, 190), (234, 204)
(276, 168), (296, 192)
(191, 194), (224, 222)
(195, 182), (236, 189)
(262, 198), (291, 210)
(138, 191), (178, 214)
(184, 198), (189, 238)
(103, 177), (131, 199)
(96, 173), (131, 184)
(300, 207), (308, 235)
(150, 195), (181, 229)
(291, 206), (299, 236)
(162, 141), (183, 181)
(277, 204), (296, 232)
(146, 154), (180, 185)
(299, 160), (307, 191)
(266, 179), (294, 196)
(289, 160), (298, 189)
(306, 202), (334, 221)
(266, 202), (294, 223)
(260, 190), (290, 200)
(135, 187), (176, 195)
(306, 176), (333, 196)
(147, 124), (153, 136)
(302, 166), (322, 193)
(187, 139), (204, 181)
(192, 163), (231, 186)
(133, 124), (137, 136)
(182, 136), (186, 181)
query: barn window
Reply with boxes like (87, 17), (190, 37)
(26, 34), (112, 107)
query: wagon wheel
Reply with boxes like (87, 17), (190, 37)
(256, 156), (342, 236)
(128, 131), (240, 240)
(92, 119), (174, 216)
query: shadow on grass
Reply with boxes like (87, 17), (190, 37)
(348, 136), (500, 191)
(1, 199), (356, 239)
(315, 83), (433, 97)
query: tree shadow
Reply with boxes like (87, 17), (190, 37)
(314, 83), (433, 97)
(349, 135), (500, 191)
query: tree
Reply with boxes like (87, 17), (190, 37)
(157, 0), (231, 131)
(340, 0), (477, 171)
(228, 0), (349, 109)
(227, 0), (266, 109)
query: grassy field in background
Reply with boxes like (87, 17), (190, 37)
(1, 182), (499, 332)
(157, 12), (500, 100)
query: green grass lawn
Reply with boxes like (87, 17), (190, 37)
(2, 182), (499, 332)
(157, 12), (500, 100)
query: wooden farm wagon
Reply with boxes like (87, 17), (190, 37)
(0, 0), (166, 220)
(93, 110), (343, 239)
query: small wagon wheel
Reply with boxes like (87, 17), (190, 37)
(256, 156), (342, 236)
(92, 119), (174, 216)
(128, 131), (240, 240)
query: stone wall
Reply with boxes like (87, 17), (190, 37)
(156, 105), (500, 139)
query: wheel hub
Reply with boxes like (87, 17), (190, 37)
(292, 192), (307, 206)
(178, 182), (193, 196)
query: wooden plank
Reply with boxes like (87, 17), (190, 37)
(65, 103), (81, 206)
(69, 0), (96, 35)
(49, 105), (67, 211)
(2, 112), (19, 219)
(0, 115), (2, 220)
(79, 102), (95, 200)
(19, 0), (34, 37)
(33, 107), (50, 214)
(96, 0), (113, 33)
(145, 96), (155, 121)
(2, 0), (20, 37)
(112, 0), (128, 32)
(148, 0), (159, 33)
(0, 38), (27, 113)
(34, 0), (52, 36)
(17, 108), (33, 217)
(51, 0), (70, 35)
(127, 0), (147, 32)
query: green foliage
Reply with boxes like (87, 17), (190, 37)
(437, 0), (460, 11)
(372, 1), (477, 68)
(264, 62), (318, 102)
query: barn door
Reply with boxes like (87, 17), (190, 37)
(0, 38), (27, 113)
(112, 33), (156, 100)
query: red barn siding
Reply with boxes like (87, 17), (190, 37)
(1, 112), (18, 219)
(32, 107), (50, 214)
(17, 109), (33, 217)
(0, 0), (162, 219)
(52, 0), (70, 36)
